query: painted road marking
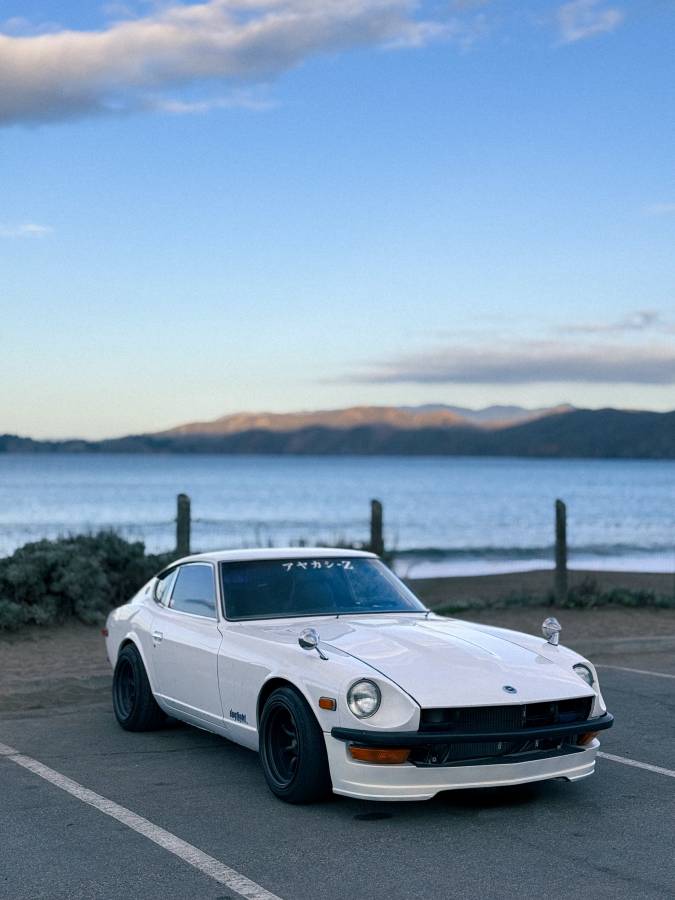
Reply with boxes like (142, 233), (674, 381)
(598, 752), (675, 779)
(0, 741), (282, 900)
(597, 664), (675, 680)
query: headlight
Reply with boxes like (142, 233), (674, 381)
(347, 680), (381, 718)
(573, 663), (594, 687)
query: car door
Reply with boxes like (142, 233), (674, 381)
(151, 562), (224, 728)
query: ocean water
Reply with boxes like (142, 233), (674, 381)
(0, 454), (673, 576)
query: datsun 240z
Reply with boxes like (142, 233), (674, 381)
(105, 548), (613, 803)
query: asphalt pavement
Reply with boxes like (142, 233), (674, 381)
(1, 654), (673, 900)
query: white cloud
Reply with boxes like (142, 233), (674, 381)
(0, 0), (451, 127)
(0, 223), (53, 238)
(556, 0), (624, 43)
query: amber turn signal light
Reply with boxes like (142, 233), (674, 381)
(319, 697), (337, 710)
(349, 747), (410, 764)
(577, 731), (599, 746)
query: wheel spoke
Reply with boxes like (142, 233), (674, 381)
(266, 705), (301, 787)
(115, 659), (137, 718)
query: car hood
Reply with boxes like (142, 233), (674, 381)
(315, 614), (594, 707)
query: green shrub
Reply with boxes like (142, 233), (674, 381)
(433, 576), (675, 617)
(561, 577), (669, 609)
(0, 532), (173, 631)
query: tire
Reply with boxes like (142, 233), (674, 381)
(112, 643), (165, 732)
(259, 686), (332, 804)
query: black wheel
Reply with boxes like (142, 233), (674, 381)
(112, 644), (165, 732)
(259, 686), (332, 804)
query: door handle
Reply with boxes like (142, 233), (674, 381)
(152, 630), (163, 645)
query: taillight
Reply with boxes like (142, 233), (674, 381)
(101, 628), (109, 637)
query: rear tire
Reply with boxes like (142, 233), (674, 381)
(259, 686), (332, 804)
(112, 644), (165, 732)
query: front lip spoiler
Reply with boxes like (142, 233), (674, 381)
(331, 712), (614, 746)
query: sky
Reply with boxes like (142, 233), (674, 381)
(1, 0), (674, 439)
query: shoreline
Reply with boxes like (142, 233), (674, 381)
(407, 568), (675, 608)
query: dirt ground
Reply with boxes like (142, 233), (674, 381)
(0, 622), (111, 713)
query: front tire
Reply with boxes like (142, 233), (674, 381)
(112, 644), (165, 732)
(259, 686), (332, 804)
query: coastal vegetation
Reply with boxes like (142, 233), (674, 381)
(0, 533), (171, 631)
(0, 532), (672, 632)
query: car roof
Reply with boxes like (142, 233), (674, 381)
(171, 547), (378, 566)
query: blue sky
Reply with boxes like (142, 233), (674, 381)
(1, 0), (674, 439)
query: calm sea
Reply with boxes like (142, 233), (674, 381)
(0, 454), (673, 576)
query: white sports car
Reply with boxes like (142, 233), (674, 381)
(105, 548), (613, 803)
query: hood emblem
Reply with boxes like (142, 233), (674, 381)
(502, 685), (518, 694)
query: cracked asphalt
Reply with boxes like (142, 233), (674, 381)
(0, 649), (674, 899)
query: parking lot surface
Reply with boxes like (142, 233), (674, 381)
(1, 648), (674, 900)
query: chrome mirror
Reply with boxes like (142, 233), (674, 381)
(542, 616), (561, 646)
(298, 627), (328, 660)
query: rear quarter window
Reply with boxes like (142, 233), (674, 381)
(170, 564), (217, 618)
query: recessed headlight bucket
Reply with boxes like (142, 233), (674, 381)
(347, 680), (381, 718)
(573, 663), (594, 687)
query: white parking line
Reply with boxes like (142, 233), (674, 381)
(0, 741), (282, 900)
(596, 664), (675, 680)
(598, 752), (675, 779)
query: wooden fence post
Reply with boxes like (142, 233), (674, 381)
(555, 498), (568, 604)
(176, 493), (191, 557)
(370, 499), (384, 557)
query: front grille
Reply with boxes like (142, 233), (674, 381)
(419, 697), (593, 733)
(412, 697), (594, 767)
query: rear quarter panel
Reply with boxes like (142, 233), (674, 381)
(105, 581), (157, 689)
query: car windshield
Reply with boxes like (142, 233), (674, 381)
(220, 557), (427, 620)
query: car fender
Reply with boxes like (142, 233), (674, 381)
(257, 649), (420, 736)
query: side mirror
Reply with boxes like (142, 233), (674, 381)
(298, 627), (328, 660)
(542, 616), (561, 646)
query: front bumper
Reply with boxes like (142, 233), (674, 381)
(331, 712), (614, 748)
(325, 713), (613, 801)
(326, 736), (602, 800)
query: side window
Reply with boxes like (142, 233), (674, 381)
(170, 564), (217, 618)
(154, 568), (177, 606)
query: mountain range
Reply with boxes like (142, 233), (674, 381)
(159, 404), (575, 436)
(1, 404), (674, 458)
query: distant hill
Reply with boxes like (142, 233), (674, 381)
(397, 403), (575, 428)
(2, 408), (674, 458)
(159, 403), (573, 436)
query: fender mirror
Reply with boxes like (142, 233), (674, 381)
(298, 627), (328, 660)
(542, 616), (561, 646)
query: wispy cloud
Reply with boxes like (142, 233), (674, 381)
(151, 89), (276, 114)
(559, 309), (675, 335)
(0, 16), (61, 36)
(352, 341), (675, 385)
(556, 0), (624, 43)
(644, 202), (675, 216)
(0, 0), (460, 128)
(0, 223), (53, 238)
